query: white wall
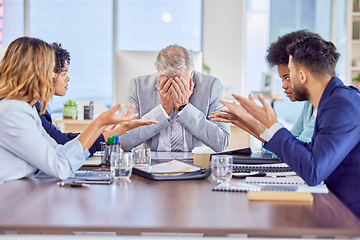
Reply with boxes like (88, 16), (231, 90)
(114, 51), (203, 104)
(202, 0), (246, 97)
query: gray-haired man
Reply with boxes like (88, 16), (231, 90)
(120, 44), (230, 152)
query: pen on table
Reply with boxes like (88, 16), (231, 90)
(57, 181), (90, 188)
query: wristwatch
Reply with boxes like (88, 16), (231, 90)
(178, 104), (187, 112)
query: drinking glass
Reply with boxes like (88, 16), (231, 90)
(132, 148), (151, 167)
(211, 155), (233, 183)
(110, 151), (133, 181)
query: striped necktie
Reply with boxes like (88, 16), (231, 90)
(170, 111), (183, 152)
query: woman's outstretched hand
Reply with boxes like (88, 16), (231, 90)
(98, 103), (138, 127)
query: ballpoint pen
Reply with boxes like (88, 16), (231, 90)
(57, 181), (90, 188)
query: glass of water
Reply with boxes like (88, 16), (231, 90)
(211, 155), (233, 183)
(110, 151), (134, 181)
(132, 148), (151, 167)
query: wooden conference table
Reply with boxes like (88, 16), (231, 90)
(0, 160), (360, 238)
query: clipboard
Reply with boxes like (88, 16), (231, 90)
(211, 148), (282, 164)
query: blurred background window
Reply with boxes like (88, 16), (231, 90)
(118, 0), (202, 52)
(245, 0), (346, 126)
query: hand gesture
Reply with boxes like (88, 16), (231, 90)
(97, 103), (138, 127)
(158, 75), (174, 115)
(170, 76), (194, 111)
(78, 103), (138, 150)
(209, 108), (265, 142)
(122, 118), (158, 133)
(232, 93), (278, 128)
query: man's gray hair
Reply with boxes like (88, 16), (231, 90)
(155, 44), (194, 77)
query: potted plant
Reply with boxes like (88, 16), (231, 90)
(62, 100), (78, 119)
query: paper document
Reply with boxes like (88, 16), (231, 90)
(139, 160), (200, 174)
(151, 151), (193, 160)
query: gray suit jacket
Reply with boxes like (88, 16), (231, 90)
(120, 71), (230, 152)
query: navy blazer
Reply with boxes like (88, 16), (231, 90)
(35, 102), (104, 156)
(264, 77), (360, 218)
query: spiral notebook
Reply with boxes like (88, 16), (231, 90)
(245, 175), (306, 185)
(212, 182), (299, 192)
(213, 180), (328, 194)
(212, 182), (313, 202)
(233, 163), (292, 173)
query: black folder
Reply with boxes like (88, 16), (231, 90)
(132, 160), (211, 181)
(132, 167), (210, 181)
(211, 148), (282, 164)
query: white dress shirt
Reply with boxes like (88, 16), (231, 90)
(157, 105), (188, 151)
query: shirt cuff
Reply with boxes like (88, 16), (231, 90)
(260, 122), (284, 142)
(159, 104), (170, 119)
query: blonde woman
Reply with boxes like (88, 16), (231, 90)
(0, 37), (135, 182)
(35, 42), (157, 156)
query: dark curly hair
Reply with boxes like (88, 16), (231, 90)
(287, 35), (340, 77)
(51, 42), (70, 73)
(265, 30), (320, 68)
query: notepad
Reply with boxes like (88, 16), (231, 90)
(248, 191), (313, 202)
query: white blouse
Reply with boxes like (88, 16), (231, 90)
(0, 100), (89, 183)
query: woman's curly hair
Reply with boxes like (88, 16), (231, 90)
(265, 30), (320, 68)
(51, 42), (70, 73)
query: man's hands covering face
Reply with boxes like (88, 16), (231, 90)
(170, 76), (194, 111)
(158, 75), (175, 115)
(158, 75), (194, 115)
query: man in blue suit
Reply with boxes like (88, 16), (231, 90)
(211, 33), (360, 218)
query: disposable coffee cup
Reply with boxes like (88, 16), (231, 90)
(192, 146), (212, 169)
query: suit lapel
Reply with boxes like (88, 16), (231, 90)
(184, 73), (199, 150)
(151, 77), (161, 150)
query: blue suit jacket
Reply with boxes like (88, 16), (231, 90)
(264, 77), (360, 218)
(35, 102), (104, 156)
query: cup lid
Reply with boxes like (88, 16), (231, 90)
(192, 146), (212, 154)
